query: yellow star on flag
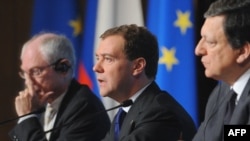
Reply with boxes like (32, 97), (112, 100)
(174, 10), (193, 35)
(159, 46), (179, 71)
(69, 17), (82, 36)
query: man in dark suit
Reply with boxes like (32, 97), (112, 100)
(93, 24), (197, 141)
(193, 0), (250, 141)
(9, 33), (110, 141)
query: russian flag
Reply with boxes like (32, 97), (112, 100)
(77, 0), (99, 97)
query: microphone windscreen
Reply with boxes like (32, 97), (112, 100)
(121, 99), (133, 107)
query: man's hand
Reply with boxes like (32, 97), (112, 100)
(15, 75), (53, 116)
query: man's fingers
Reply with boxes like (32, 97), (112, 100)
(40, 91), (54, 104)
(24, 75), (38, 96)
(15, 91), (32, 116)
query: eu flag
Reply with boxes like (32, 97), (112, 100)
(31, 0), (82, 76)
(31, 0), (101, 97)
(146, 0), (198, 125)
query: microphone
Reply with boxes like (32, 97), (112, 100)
(0, 107), (46, 125)
(44, 99), (133, 133)
(105, 99), (133, 112)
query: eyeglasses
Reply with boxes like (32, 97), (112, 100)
(19, 63), (54, 79)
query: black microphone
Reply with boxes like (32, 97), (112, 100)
(0, 107), (46, 125)
(104, 99), (133, 112)
(44, 99), (133, 133)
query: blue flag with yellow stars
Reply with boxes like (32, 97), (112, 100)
(146, 0), (197, 125)
(30, 0), (82, 76)
(30, 0), (101, 97)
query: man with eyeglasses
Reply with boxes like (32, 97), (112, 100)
(8, 32), (110, 141)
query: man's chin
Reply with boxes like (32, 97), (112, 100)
(100, 92), (108, 97)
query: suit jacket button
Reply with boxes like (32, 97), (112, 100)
(13, 135), (18, 141)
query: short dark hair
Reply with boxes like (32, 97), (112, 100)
(100, 24), (159, 79)
(204, 0), (250, 49)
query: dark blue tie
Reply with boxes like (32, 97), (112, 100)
(114, 108), (126, 141)
(224, 90), (237, 124)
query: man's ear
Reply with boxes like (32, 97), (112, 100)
(237, 42), (250, 63)
(54, 58), (71, 73)
(132, 57), (146, 75)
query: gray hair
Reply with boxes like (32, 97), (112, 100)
(21, 32), (76, 77)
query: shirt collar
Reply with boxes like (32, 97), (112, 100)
(122, 81), (152, 113)
(232, 68), (250, 103)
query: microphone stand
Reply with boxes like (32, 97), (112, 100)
(0, 107), (45, 125)
(44, 99), (133, 134)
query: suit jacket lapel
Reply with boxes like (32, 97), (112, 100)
(50, 79), (80, 140)
(119, 82), (160, 140)
(205, 82), (232, 125)
(231, 78), (250, 123)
